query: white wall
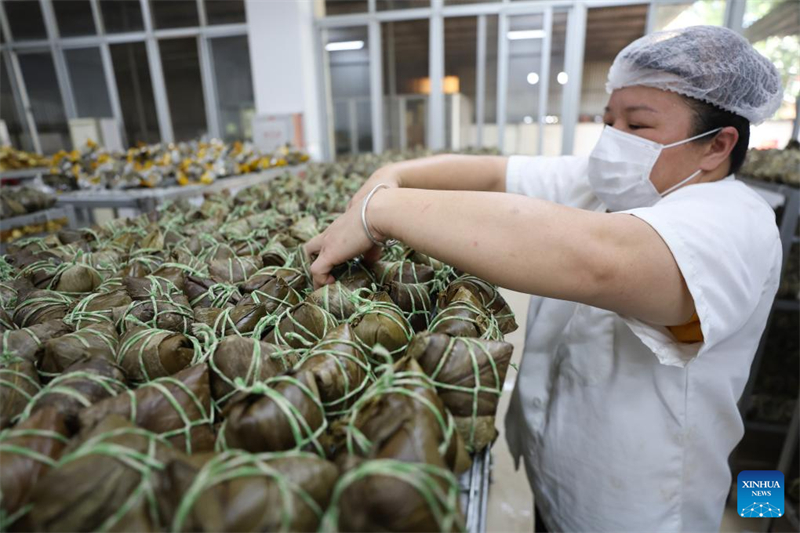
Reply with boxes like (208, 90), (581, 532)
(245, 0), (325, 160)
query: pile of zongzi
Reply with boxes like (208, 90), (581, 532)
(739, 142), (800, 186)
(0, 152), (517, 532)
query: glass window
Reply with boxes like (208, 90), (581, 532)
(743, 0), (798, 149)
(4, 0), (47, 41)
(332, 100), (351, 155)
(483, 15), (498, 143)
(573, 4), (647, 156)
(443, 16), (477, 150)
(543, 9), (568, 156)
(356, 99), (372, 152)
(377, 1), (430, 11)
(325, 0), (368, 15)
(100, 0), (144, 33)
(210, 35), (255, 142)
(650, 0), (726, 32)
(53, 1), (96, 37)
(442, 15), (498, 150)
(504, 13), (544, 155)
(159, 38), (207, 141)
(64, 48), (112, 118)
(1, 60), (30, 150)
(326, 26), (373, 155)
(205, 0), (246, 24)
(110, 42), (160, 145)
(150, 0), (199, 29)
(382, 19), (429, 150)
(17, 52), (71, 153)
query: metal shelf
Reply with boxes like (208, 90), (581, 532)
(744, 419), (791, 434)
(0, 204), (76, 232)
(774, 299), (800, 312)
(0, 205), (77, 254)
(0, 167), (49, 182)
(741, 177), (800, 211)
(784, 499), (799, 531)
(460, 447), (491, 533)
(54, 165), (306, 220)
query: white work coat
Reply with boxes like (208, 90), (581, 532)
(503, 155), (782, 532)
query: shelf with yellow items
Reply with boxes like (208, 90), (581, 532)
(0, 146), (50, 174)
(55, 164), (307, 225)
(0, 205), (77, 252)
(47, 139), (309, 191)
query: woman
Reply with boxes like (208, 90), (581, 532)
(305, 26), (784, 531)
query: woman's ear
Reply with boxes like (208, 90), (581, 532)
(699, 126), (739, 173)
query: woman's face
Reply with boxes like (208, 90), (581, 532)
(602, 86), (710, 193)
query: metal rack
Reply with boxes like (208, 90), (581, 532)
(773, 403), (799, 530)
(0, 204), (77, 253)
(459, 447), (492, 533)
(54, 165), (307, 224)
(0, 167), (50, 183)
(736, 178), (799, 532)
(738, 178), (799, 422)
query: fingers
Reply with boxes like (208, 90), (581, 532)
(303, 233), (323, 259)
(305, 234), (332, 288)
(310, 254), (335, 289)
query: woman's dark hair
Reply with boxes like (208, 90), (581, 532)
(683, 97), (750, 175)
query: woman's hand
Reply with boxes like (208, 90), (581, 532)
(303, 205), (385, 289)
(346, 164), (402, 211)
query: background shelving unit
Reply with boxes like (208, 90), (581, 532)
(734, 178), (799, 532)
(0, 168), (50, 183)
(54, 165), (307, 225)
(0, 204), (77, 254)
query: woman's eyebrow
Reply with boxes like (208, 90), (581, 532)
(604, 105), (658, 113)
(629, 105), (658, 113)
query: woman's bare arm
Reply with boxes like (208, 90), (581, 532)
(306, 188), (694, 326)
(348, 154), (509, 209)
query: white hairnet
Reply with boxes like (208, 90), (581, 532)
(606, 26), (783, 124)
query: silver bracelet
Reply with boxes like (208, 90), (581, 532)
(361, 184), (397, 248)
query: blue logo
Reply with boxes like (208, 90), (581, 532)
(737, 471), (784, 518)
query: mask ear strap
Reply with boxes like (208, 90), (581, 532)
(663, 127), (723, 149)
(663, 169), (702, 196)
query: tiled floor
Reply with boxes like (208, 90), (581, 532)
(485, 290), (758, 533)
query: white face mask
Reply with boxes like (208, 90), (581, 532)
(587, 126), (722, 212)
